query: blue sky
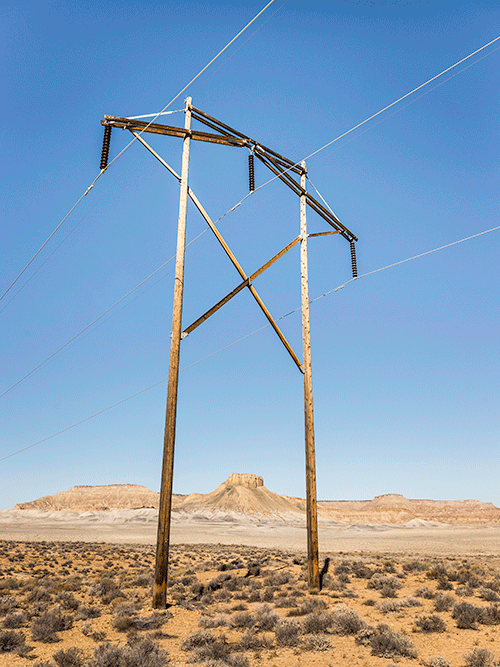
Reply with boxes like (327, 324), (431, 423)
(1, 0), (499, 510)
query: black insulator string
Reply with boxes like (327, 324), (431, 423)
(248, 153), (255, 192)
(100, 125), (112, 170)
(350, 241), (358, 278)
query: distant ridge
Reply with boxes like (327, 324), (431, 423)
(14, 478), (500, 525)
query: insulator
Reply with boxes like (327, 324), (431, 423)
(248, 153), (255, 192)
(350, 240), (358, 278)
(100, 125), (112, 170)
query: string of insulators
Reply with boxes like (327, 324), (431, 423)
(350, 240), (358, 278)
(100, 125), (112, 170)
(248, 153), (255, 192)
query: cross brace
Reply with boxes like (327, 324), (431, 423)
(131, 131), (304, 373)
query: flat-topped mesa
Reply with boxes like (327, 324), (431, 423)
(225, 473), (263, 489)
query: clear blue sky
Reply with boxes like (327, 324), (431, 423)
(1, 0), (499, 510)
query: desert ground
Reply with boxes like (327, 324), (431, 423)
(2, 478), (500, 666)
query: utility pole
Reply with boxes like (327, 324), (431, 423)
(300, 162), (320, 591)
(98, 99), (358, 607)
(153, 97), (192, 608)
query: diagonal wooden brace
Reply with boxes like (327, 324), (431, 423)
(131, 131), (304, 373)
(183, 236), (301, 336)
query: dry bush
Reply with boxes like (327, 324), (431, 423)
(302, 611), (332, 634)
(52, 646), (85, 667)
(286, 597), (326, 616)
(0, 595), (17, 615)
(414, 586), (436, 599)
(414, 614), (447, 633)
(367, 574), (402, 597)
(361, 623), (417, 659)
(330, 604), (366, 635)
(377, 597), (421, 613)
(274, 618), (302, 647)
(2, 611), (26, 628)
(434, 592), (454, 612)
(463, 647), (496, 667)
(199, 614), (228, 628)
(479, 587), (500, 602)
(181, 631), (216, 651)
(229, 611), (255, 630)
(0, 628), (27, 653)
(31, 606), (73, 643)
(304, 633), (332, 651)
(427, 657), (451, 667)
(452, 601), (483, 629)
(236, 628), (272, 651)
(88, 636), (169, 667)
(253, 604), (278, 631)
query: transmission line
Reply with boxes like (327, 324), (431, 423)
(2, 222), (498, 464)
(0, 0), (280, 308)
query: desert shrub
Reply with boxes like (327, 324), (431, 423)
(426, 564), (449, 581)
(2, 611), (26, 628)
(463, 647), (496, 667)
(88, 636), (169, 667)
(304, 633), (332, 651)
(264, 572), (289, 587)
(236, 629), (272, 651)
(479, 587), (499, 602)
(75, 605), (101, 620)
(428, 657), (451, 667)
(403, 560), (427, 573)
(302, 611), (332, 634)
(436, 576), (453, 591)
(456, 584), (474, 597)
(287, 597), (326, 616)
(0, 629), (26, 652)
(181, 631), (216, 651)
(31, 607), (73, 643)
(0, 595), (17, 615)
(253, 604), (278, 631)
(434, 592), (454, 612)
(414, 614), (446, 633)
(479, 604), (500, 625)
(52, 647), (85, 667)
(274, 618), (302, 647)
(190, 635), (231, 663)
(33, 661), (55, 667)
(452, 601), (483, 629)
(376, 597), (420, 613)
(368, 623), (417, 658)
(199, 614), (228, 628)
(367, 574), (402, 597)
(330, 604), (366, 635)
(275, 596), (297, 609)
(414, 586), (436, 599)
(351, 561), (373, 578)
(55, 592), (79, 611)
(229, 611), (255, 629)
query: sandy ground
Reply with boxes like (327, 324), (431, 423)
(1, 509), (500, 556)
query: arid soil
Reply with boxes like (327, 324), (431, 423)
(2, 541), (500, 667)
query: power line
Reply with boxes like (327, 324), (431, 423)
(2, 222), (498, 463)
(0, 0), (279, 308)
(211, 34), (500, 228)
(4, 33), (499, 399)
(0, 157), (141, 315)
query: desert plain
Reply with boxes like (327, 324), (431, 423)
(1, 474), (500, 667)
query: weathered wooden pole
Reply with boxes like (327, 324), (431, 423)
(300, 161), (320, 591)
(153, 97), (192, 608)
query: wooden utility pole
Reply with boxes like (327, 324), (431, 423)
(300, 161), (320, 591)
(99, 101), (358, 606)
(153, 97), (192, 608)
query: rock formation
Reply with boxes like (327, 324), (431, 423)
(13, 480), (500, 525)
